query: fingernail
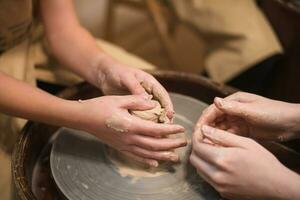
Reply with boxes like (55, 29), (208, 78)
(202, 125), (213, 135)
(167, 110), (175, 118)
(149, 160), (159, 167)
(216, 98), (233, 110)
(163, 152), (179, 162)
(171, 154), (179, 162)
(179, 126), (185, 132)
(181, 139), (188, 146)
(215, 97), (224, 108)
(195, 123), (201, 129)
(203, 138), (214, 145)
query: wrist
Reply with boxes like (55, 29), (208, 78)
(53, 99), (86, 130)
(276, 167), (300, 200)
(289, 171), (300, 200)
(287, 104), (300, 134)
(89, 53), (116, 89)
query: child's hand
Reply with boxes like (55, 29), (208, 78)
(97, 58), (174, 119)
(73, 95), (186, 167)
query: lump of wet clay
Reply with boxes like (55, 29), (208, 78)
(130, 100), (170, 124)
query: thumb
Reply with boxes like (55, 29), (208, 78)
(201, 125), (250, 147)
(121, 95), (156, 111)
(214, 97), (253, 119)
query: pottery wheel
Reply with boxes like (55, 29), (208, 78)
(50, 93), (221, 200)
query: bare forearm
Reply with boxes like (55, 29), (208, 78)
(0, 72), (79, 128)
(276, 167), (300, 200)
(284, 103), (300, 137)
(40, 0), (106, 87)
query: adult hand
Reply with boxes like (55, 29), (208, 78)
(74, 95), (186, 167)
(97, 56), (174, 119)
(195, 92), (300, 142)
(190, 125), (300, 200)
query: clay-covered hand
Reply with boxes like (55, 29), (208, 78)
(195, 92), (300, 142)
(74, 95), (186, 167)
(97, 57), (174, 119)
(190, 125), (300, 200)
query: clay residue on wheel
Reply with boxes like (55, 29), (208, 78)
(108, 148), (169, 179)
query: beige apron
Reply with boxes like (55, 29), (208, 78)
(173, 0), (283, 82)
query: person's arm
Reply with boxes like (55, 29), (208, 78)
(0, 72), (78, 127)
(40, 0), (101, 87)
(40, 0), (175, 118)
(0, 72), (186, 166)
(191, 125), (300, 200)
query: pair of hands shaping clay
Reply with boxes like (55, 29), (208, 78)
(109, 91), (186, 178)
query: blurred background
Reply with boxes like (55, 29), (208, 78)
(1, 1), (300, 199)
(70, 0), (300, 102)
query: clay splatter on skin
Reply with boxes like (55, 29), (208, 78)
(105, 115), (129, 133)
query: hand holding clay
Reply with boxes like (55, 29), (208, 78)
(190, 125), (300, 200)
(97, 56), (174, 119)
(74, 95), (186, 167)
(195, 92), (300, 142)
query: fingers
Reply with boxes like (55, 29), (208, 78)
(192, 139), (223, 164)
(121, 151), (159, 167)
(197, 104), (224, 127)
(129, 146), (180, 162)
(193, 104), (224, 141)
(120, 134), (187, 165)
(131, 135), (187, 151)
(225, 92), (257, 103)
(120, 95), (155, 110)
(130, 116), (185, 137)
(141, 76), (175, 119)
(152, 83), (174, 119)
(214, 97), (253, 119)
(201, 125), (250, 147)
(189, 153), (217, 186)
(121, 74), (147, 96)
